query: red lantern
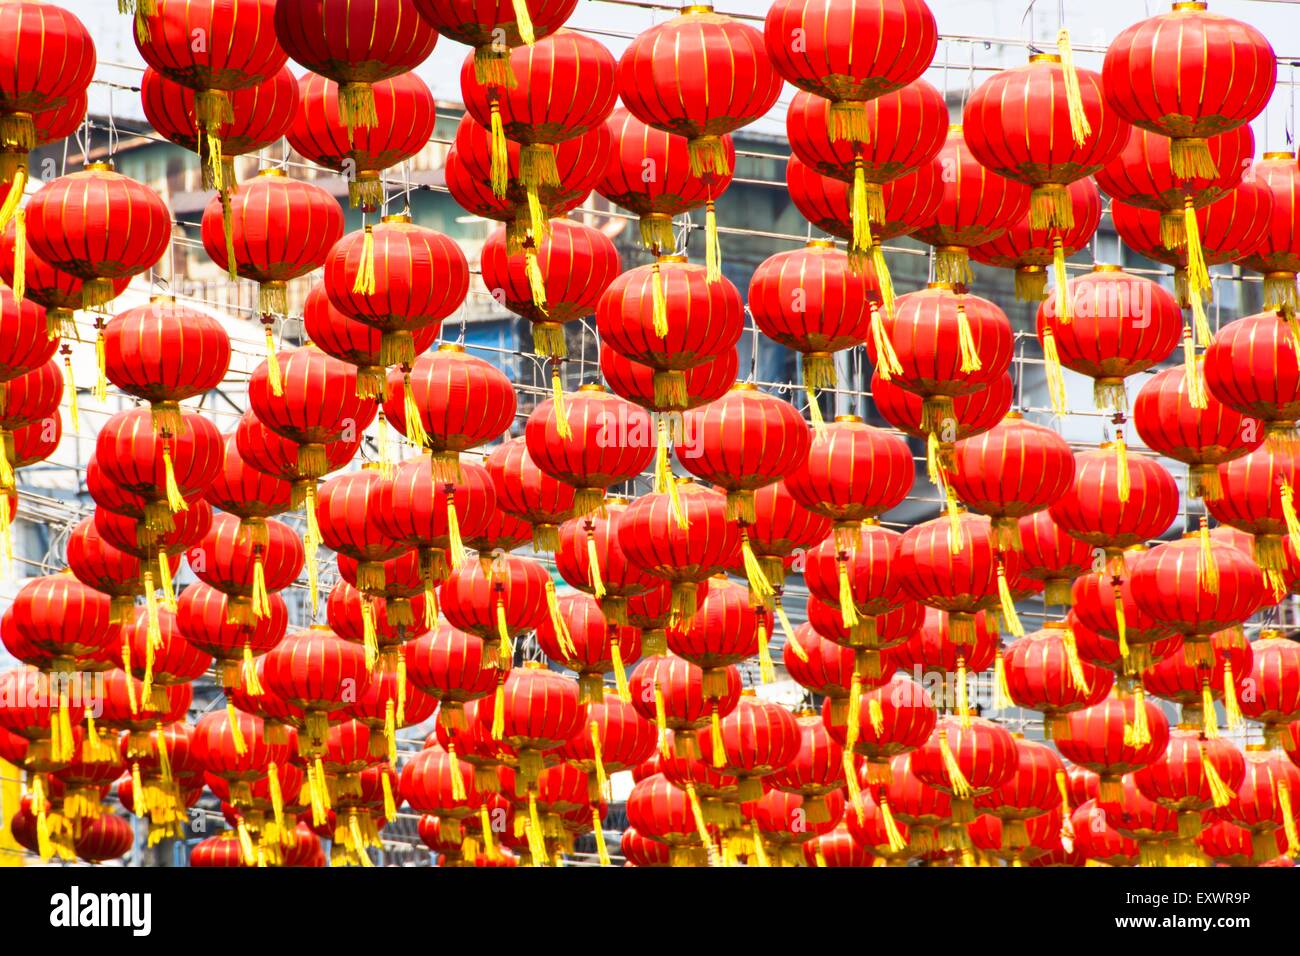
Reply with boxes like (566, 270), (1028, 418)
(260, 628), (371, 755)
(1016, 510), (1096, 609)
(200, 170), (344, 317)
(909, 717), (1017, 824)
(439, 552), (551, 665)
(911, 127), (1032, 285)
(0, 227), (127, 338)
(273, 0), (436, 134)
(556, 689), (658, 802)
(1240, 153), (1300, 314)
(822, 674), (936, 786)
(665, 577), (757, 695)
(963, 53), (1128, 231)
(1134, 728), (1244, 823)
(1056, 691), (1171, 802)
(974, 736), (1066, 829)
(486, 436), (576, 554)
(412, 0), (578, 85)
(1237, 635), (1300, 747)
(102, 297), (232, 434)
(1128, 535), (1265, 664)
(1049, 448), (1179, 563)
(625, 773), (709, 865)
(596, 108), (733, 253)
(616, 6), (783, 178)
(479, 219), (621, 358)
(969, 178), (1103, 302)
(766, 710), (847, 827)
(617, 481), (741, 627)
(1003, 623), (1115, 737)
(204, 434), (293, 538)
(554, 499), (655, 632)
(948, 412), (1076, 550)
(786, 154), (942, 250)
(404, 624), (497, 733)
(235, 407), (363, 498)
(1226, 748), (1300, 861)
(141, 64), (298, 191)
(1037, 264), (1183, 413)
(1102, 4), (1274, 180)
(600, 342), (736, 415)
(695, 692), (800, 801)
(803, 521), (905, 656)
(401, 745), (481, 844)
(288, 71), (435, 209)
(627, 653), (740, 762)
(474, 661), (586, 788)
(383, 345), (516, 481)
(314, 469), (408, 593)
(189, 511), (304, 619)
(525, 384), (655, 517)
(25, 165), (171, 308)
(536, 591), (642, 703)
(326, 579), (428, 654)
(1205, 310), (1300, 442)
(322, 215), (468, 375)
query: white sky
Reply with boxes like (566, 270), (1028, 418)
(59, 0), (1300, 151)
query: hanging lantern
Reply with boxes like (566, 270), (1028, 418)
(102, 297), (232, 434)
(896, 512), (1024, 645)
(1003, 624), (1114, 738)
(1055, 691), (1171, 803)
(973, 736), (1067, 848)
(554, 499), (656, 636)
(625, 773), (711, 866)
(382, 345), (516, 482)
(616, 5), (783, 180)
(24, 165), (170, 310)
(1204, 310), (1300, 448)
(485, 436), (577, 554)
(911, 127), (1032, 287)
(1240, 153), (1300, 318)
(627, 653), (740, 763)
(894, 608), (1001, 716)
(821, 674), (936, 787)
(766, 711), (847, 826)
(1128, 534), (1265, 666)
(288, 71), (435, 210)
(1139, 630), (1251, 736)
(66, 517), (180, 626)
(188, 512), (304, 626)
(948, 412), (1076, 551)
(260, 628), (371, 757)
(963, 51), (1129, 232)
(909, 717), (1019, 827)
(473, 661), (586, 788)
(141, 64), (298, 191)
(969, 178), (1103, 302)
(322, 215), (469, 378)
(601, 342), (737, 414)
(1134, 728), (1245, 833)
(1071, 547), (1179, 675)
(200, 170), (344, 324)
(314, 469), (409, 595)
(695, 692), (799, 802)
(404, 624), (499, 733)
(479, 219), (621, 357)
(0, 224), (127, 342)
(1016, 510), (1096, 609)
(234, 408), (364, 507)
(1049, 448), (1179, 567)
(1102, 3), (1274, 181)
(439, 552), (550, 667)
(802, 521), (906, 663)
(1227, 748), (1300, 862)
(175, 582), (287, 689)
(595, 108), (734, 253)
(1237, 636), (1300, 749)
(524, 384), (655, 518)
(203, 434), (294, 545)
(413, 0), (578, 85)
(665, 577), (757, 698)
(120, 606), (212, 708)
(536, 591), (642, 704)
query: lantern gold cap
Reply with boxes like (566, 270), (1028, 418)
(658, 254), (688, 264)
(806, 238), (836, 250)
(258, 167), (288, 178)
(730, 382), (758, 392)
(1263, 151), (1296, 161)
(438, 343), (466, 353)
(381, 213), (412, 224)
(1093, 263), (1124, 273)
(833, 414), (862, 423)
(947, 124), (963, 134)
(1172, 2), (1207, 11)
(681, 4), (714, 13)
(523, 660), (544, 670)
(577, 382), (604, 393)
(85, 161), (113, 172)
(1029, 53), (1061, 64)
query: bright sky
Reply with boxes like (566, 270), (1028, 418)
(60, 0), (1300, 151)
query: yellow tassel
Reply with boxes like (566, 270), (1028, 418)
(496, 594), (514, 666)
(360, 599), (378, 671)
(740, 530), (775, 605)
(394, 647), (408, 726)
(251, 555), (271, 619)
(710, 705), (725, 769)
(1222, 659), (1242, 730)
(0, 164), (25, 234)
(267, 760), (285, 831)
(775, 600), (807, 662)
(611, 639), (630, 702)
(592, 806), (611, 865)
(1061, 625), (1090, 693)
(997, 563), (1024, 637)
(545, 580), (575, 659)
(509, 0), (536, 44)
(1281, 482), (1300, 556)
(956, 302), (982, 374)
(445, 492), (466, 570)
(750, 825), (771, 867)
(524, 246), (548, 313)
(1201, 677), (1220, 739)
(1113, 584), (1129, 660)
(704, 201), (722, 283)
(263, 325), (283, 397)
(806, 381), (827, 438)
(1199, 748), (1233, 809)
(1181, 328), (1207, 410)
(653, 682), (669, 756)
(491, 675), (506, 739)
(93, 326), (108, 402)
(585, 530), (606, 599)
(938, 729), (973, 799)
(757, 616), (776, 684)
(479, 805), (499, 860)
(352, 225), (376, 296)
(375, 413), (391, 477)
(683, 783), (718, 865)
(1041, 326), (1068, 415)
(993, 653), (1012, 710)
(868, 697), (884, 736)
(1052, 237), (1071, 325)
(1056, 770), (1072, 823)
(1056, 29), (1091, 146)
(0, 493), (11, 575)
(221, 186), (237, 282)
(9, 208), (23, 304)
(241, 642), (263, 696)
(488, 101), (509, 200)
(402, 372), (428, 447)
(157, 549), (176, 611)
(837, 555), (860, 628)
(142, 625), (156, 704)
(121, 642), (139, 715)
(946, 486), (964, 556)
(551, 364), (572, 440)
(448, 743), (468, 802)
(30, 774), (53, 860)
(871, 247), (898, 322)
(227, 700), (247, 755)
(851, 160), (874, 259)
(1197, 517), (1219, 594)
(880, 797), (908, 852)
(526, 791), (547, 864)
(130, 763), (145, 817)
(590, 721), (609, 799)
(1184, 200), (1213, 348)
(62, 352), (79, 432)
(956, 657), (971, 728)
(1276, 782), (1300, 856)
(651, 261), (669, 339)
(1124, 688), (1151, 747)
(1114, 437), (1130, 504)
(845, 672), (863, 754)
